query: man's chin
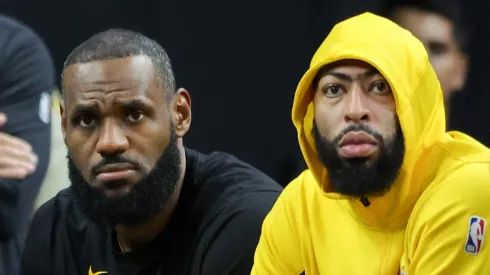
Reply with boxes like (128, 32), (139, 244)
(339, 152), (380, 167)
(92, 176), (143, 198)
(99, 184), (135, 198)
(341, 157), (369, 167)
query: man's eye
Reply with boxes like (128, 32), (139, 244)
(374, 83), (386, 92)
(79, 116), (95, 127)
(428, 41), (448, 56)
(127, 111), (145, 122)
(370, 81), (391, 94)
(323, 85), (343, 98)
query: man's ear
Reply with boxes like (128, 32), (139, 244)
(60, 100), (67, 145)
(172, 88), (192, 138)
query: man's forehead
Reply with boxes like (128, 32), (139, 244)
(63, 55), (156, 87)
(315, 59), (382, 83)
(63, 56), (159, 102)
(322, 59), (376, 73)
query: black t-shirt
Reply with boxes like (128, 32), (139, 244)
(21, 148), (282, 275)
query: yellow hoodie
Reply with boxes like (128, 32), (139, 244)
(252, 12), (490, 275)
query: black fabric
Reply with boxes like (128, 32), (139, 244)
(21, 148), (282, 275)
(0, 179), (20, 241)
(0, 15), (55, 275)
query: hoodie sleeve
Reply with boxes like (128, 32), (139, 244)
(402, 163), (490, 275)
(251, 176), (305, 275)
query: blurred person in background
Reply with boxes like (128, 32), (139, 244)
(384, 0), (468, 125)
(34, 89), (70, 210)
(21, 29), (282, 275)
(252, 13), (490, 274)
(0, 15), (55, 275)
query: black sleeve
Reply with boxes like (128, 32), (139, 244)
(20, 198), (54, 275)
(0, 179), (20, 241)
(21, 190), (92, 275)
(0, 24), (56, 241)
(201, 189), (280, 275)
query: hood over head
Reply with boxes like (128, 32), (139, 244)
(292, 12), (446, 230)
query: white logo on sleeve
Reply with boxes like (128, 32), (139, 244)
(39, 92), (51, 124)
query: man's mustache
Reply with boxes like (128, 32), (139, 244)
(91, 155), (141, 176)
(333, 124), (384, 145)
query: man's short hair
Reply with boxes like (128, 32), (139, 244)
(382, 0), (469, 54)
(62, 29), (176, 97)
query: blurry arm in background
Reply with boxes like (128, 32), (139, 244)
(0, 22), (55, 240)
(0, 114), (39, 240)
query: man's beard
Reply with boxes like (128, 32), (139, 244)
(68, 126), (181, 227)
(313, 121), (405, 198)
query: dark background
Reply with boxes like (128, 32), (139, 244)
(2, 0), (488, 185)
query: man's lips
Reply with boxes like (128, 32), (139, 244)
(95, 163), (137, 182)
(338, 131), (378, 158)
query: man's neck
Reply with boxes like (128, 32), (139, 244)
(115, 146), (187, 252)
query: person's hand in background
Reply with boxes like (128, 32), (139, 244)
(0, 113), (38, 179)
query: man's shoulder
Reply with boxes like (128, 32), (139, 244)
(414, 162), (490, 222)
(33, 187), (90, 233)
(417, 132), (490, 210)
(403, 162), (490, 271)
(188, 148), (283, 194)
(268, 169), (337, 218)
(23, 188), (94, 273)
(282, 169), (325, 203)
(428, 161), (489, 198)
(185, 148), (283, 215)
(38, 187), (75, 210)
(182, 150), (284, 275)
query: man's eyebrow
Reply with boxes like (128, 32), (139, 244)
(363, 68), (380, 78)
(319, 68), (380, 82)
(70, 103), (100, 117)
(116, 98), (154, 111)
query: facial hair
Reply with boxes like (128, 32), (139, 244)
(312, 121), (405, 198)
(68, 126), (181, 227)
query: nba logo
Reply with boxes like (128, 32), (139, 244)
(464, 216), (486, 255)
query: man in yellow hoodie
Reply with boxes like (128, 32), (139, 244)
(252, 12), (490, 275)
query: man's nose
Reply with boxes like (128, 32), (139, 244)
(344, 88), (371, 123)
(95, 119), (129, 156)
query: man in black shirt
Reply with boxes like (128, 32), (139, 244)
(21, 29), (282, 275)
(0, 15), (55, 275)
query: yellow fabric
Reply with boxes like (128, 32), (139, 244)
(252, 12), (490, 274)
